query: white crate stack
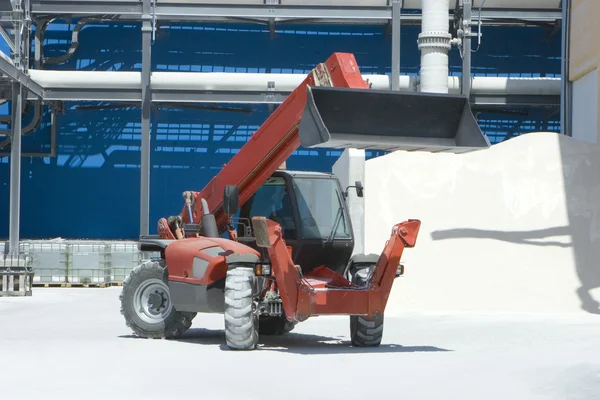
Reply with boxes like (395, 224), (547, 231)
(20, 241), (68, 284)
(108, 241), (142, 283)
(67, 241), (111, 284)
(1, 239), (162, 286)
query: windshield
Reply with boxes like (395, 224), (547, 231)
(248, 176), (297, 239)
(291, 177), (352, 240)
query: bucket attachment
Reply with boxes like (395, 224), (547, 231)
(298, 86), (490, 153)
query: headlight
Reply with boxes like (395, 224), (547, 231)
(254, 263), (271, 276)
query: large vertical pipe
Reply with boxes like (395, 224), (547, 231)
(391, 0), (402, 90)
(140, 0), (152, 236)
(9, 82), (22, 256)
(461, 0), (472, 96)
(418, 0), (451, 93)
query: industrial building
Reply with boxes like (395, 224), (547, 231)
(1, 1), (562, 241)
(1, 2), (599, 399)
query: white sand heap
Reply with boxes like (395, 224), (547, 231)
(364, 131), (600, 316)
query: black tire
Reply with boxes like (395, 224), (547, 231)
(224, 265), (259, 350)
(120, 260), (196, 339)
(259, 315), (296, 335)
(350, 313), (384, 347)
(349, 264), (384, 347)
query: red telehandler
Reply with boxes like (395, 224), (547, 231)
(119, 52), (490, 350)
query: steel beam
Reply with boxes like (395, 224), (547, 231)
(391, 0), (401, 91)
(31, 2), (391, 20)
(152, 91), (289, 104)
(461, 0), (472, 96)
(33, 86), (560, 107)
(29, 1), (561, 24)
(37, 88), (290, 103)
(0, 25), (14, 52)
(471, 94), (560, 107)
(140, 0), (152, 236)
(39, 88), (140, 101)
(477, 9), (562, 21)
(0, 53), (43, 99)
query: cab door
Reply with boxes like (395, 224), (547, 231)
(237, 174), (300, 255)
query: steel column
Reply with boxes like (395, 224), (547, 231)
(8, 0), (25, 256)
(391, 0), (402, 90)
(560, 0), (571, 136)
(461, 0), (472, 97)
(9, 82), (22, 256)
(140, 0), (152, 236)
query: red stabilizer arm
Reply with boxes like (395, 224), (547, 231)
(368, 219), (421, 312)
(251, 217), (304, 321)
(252, 216), (421, 321)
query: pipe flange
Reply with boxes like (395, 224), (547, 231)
(417, 31), (452, 50)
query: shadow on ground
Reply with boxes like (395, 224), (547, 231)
(119, 328), (453, 355)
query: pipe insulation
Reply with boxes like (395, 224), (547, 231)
(26, 70), (560, 95)
(280, 0), (561, 9)
(418, 0), (451, 93)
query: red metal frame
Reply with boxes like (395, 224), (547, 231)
(252, 216), (421, 322)
(159, 52), (370, 239)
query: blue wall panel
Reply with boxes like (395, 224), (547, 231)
(0, 22), (562, 240)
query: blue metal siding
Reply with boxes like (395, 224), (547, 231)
(0, 22), (561, 239)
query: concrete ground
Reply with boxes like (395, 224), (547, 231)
(1, 287), (599, 400)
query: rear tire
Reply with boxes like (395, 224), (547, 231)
(120, 260), (196, 339)
(349, 263), (384, 347)
(224, 265), (259, 350)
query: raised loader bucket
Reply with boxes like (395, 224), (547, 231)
(298, 86), (490, 153)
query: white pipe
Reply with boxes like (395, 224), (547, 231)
(280, 0), (561, 9)
(399, 0), (560, 8)
(152, 71), (304, 91)
(418, 0), (451, 93)
(448, 76), (562, 95)
(27, 69), (560, 95)
(29, 70), (140, 89)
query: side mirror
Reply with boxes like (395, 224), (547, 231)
(223, 185), (239, 215)
(355, 181), (364, 198)
(344, 181), (364, 198)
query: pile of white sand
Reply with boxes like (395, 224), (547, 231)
(364, 132), (600, 316)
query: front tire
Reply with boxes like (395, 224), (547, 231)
(224, 265), (259, 350)
(348, 261), (384, 347)
(350, 313), (384, 347)
(120, 260), (196, 339)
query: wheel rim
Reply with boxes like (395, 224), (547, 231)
(133, 278), (173, 324)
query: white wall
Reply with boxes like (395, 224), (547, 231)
(572, 68), (598, 144)
(364, 132), (600, 316)
(569, 0), (600, 142)
(332, 148), (366, 256)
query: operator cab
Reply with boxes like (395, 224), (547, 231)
(234, 170), (358, 275)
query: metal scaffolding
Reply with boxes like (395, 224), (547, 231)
(0, 0), (564, 246)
